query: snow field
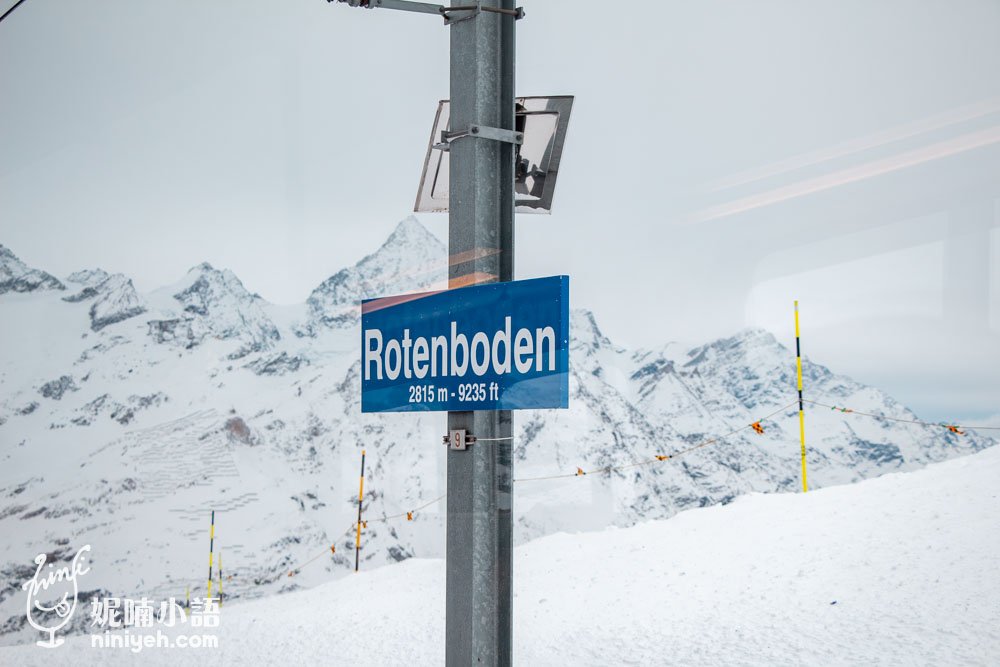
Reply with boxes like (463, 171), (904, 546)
(4, 444), (998, 666)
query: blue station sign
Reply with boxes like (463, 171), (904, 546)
(361, 276), (569, 413)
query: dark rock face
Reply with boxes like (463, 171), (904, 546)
(65, 268), (110, 287)
(130, 393), (166, 410)
(17, 402), (39, 416)
(88, 275), (147, 332)
(147, 318), (200, 347)
(62, 286), (99, 303)
(0, 244), (65, 294)
(71, 392), (167, 426)
(90, 303), (147, 331)
(0, 562), (36, 607)
(39, 376), (78, 401)
(852, 437), (904, 466)
(246, 352), (305, 376)
(387, 546), (413, 562)
(175, 275), (214, 316)
(3, 273), (65, 292)
(111, 405), (134, 425)
(166, 263), (280, 350)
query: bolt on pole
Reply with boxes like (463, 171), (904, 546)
(446, 1), (516, 665)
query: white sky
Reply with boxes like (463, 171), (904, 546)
(1, 0), (998, 422)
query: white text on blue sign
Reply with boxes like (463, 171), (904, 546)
(360, 276), (569, 412)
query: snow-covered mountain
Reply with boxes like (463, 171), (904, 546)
(306, 218), (447, 330)
(148, 262), (281, 356)
(0, 216), (993, 645)
(0, 244), (64, 294)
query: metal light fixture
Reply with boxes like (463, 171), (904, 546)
(414, 95), (574, 214)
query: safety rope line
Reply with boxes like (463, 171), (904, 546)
(273, 402), (798, 577)
(802, 399), (1000, 431)
(250, 524), (356, 584)
(514, 400), (799, 483)
(272, 495), (448, 582)
(246, 397), (995, 583)
(369, 493), (446, 523)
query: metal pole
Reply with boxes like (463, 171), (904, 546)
(0, 0), (30, 26)
(446, 1), (515, 665)
(794, 301), (808, 493)
(218, 553), (223, 609)
(355, 449), (366, 572)
(207, 510), (215, 600)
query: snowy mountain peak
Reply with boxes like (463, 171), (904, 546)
(66, 268), (110, 287)
(570, 308), (619, 354)
(687, 327), (777, 355)
(380, 215), (444, 252)
(173, 263), (254, 313)
(307, 216), (446, 329)
(0, 243), (65, 294)
(683, 327), (785, 369)
(154, 262), (280, 355)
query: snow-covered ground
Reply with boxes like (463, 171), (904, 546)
(5, 443), (998, 666)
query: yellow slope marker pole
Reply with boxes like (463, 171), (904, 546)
(186, 584), (190, 616)
(795, 301), (808, 492)
(207, 510), (215, 600)
(355, 450), (366, 573)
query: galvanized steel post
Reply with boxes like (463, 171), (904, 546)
(446, 1), (516, 664)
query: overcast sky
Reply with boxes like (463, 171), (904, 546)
(1, 0), (998, 422)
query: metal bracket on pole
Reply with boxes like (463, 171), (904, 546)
(443, 430), (476, 450)
(442, 3), (525, 24)
(434, 124), (523, 151)
(446, 3), (524, 20)
(333, 0), (445, 16)
(373, 0), (445, 15)
(331, 0), (523, 24)
(442, 2), (478, 24)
